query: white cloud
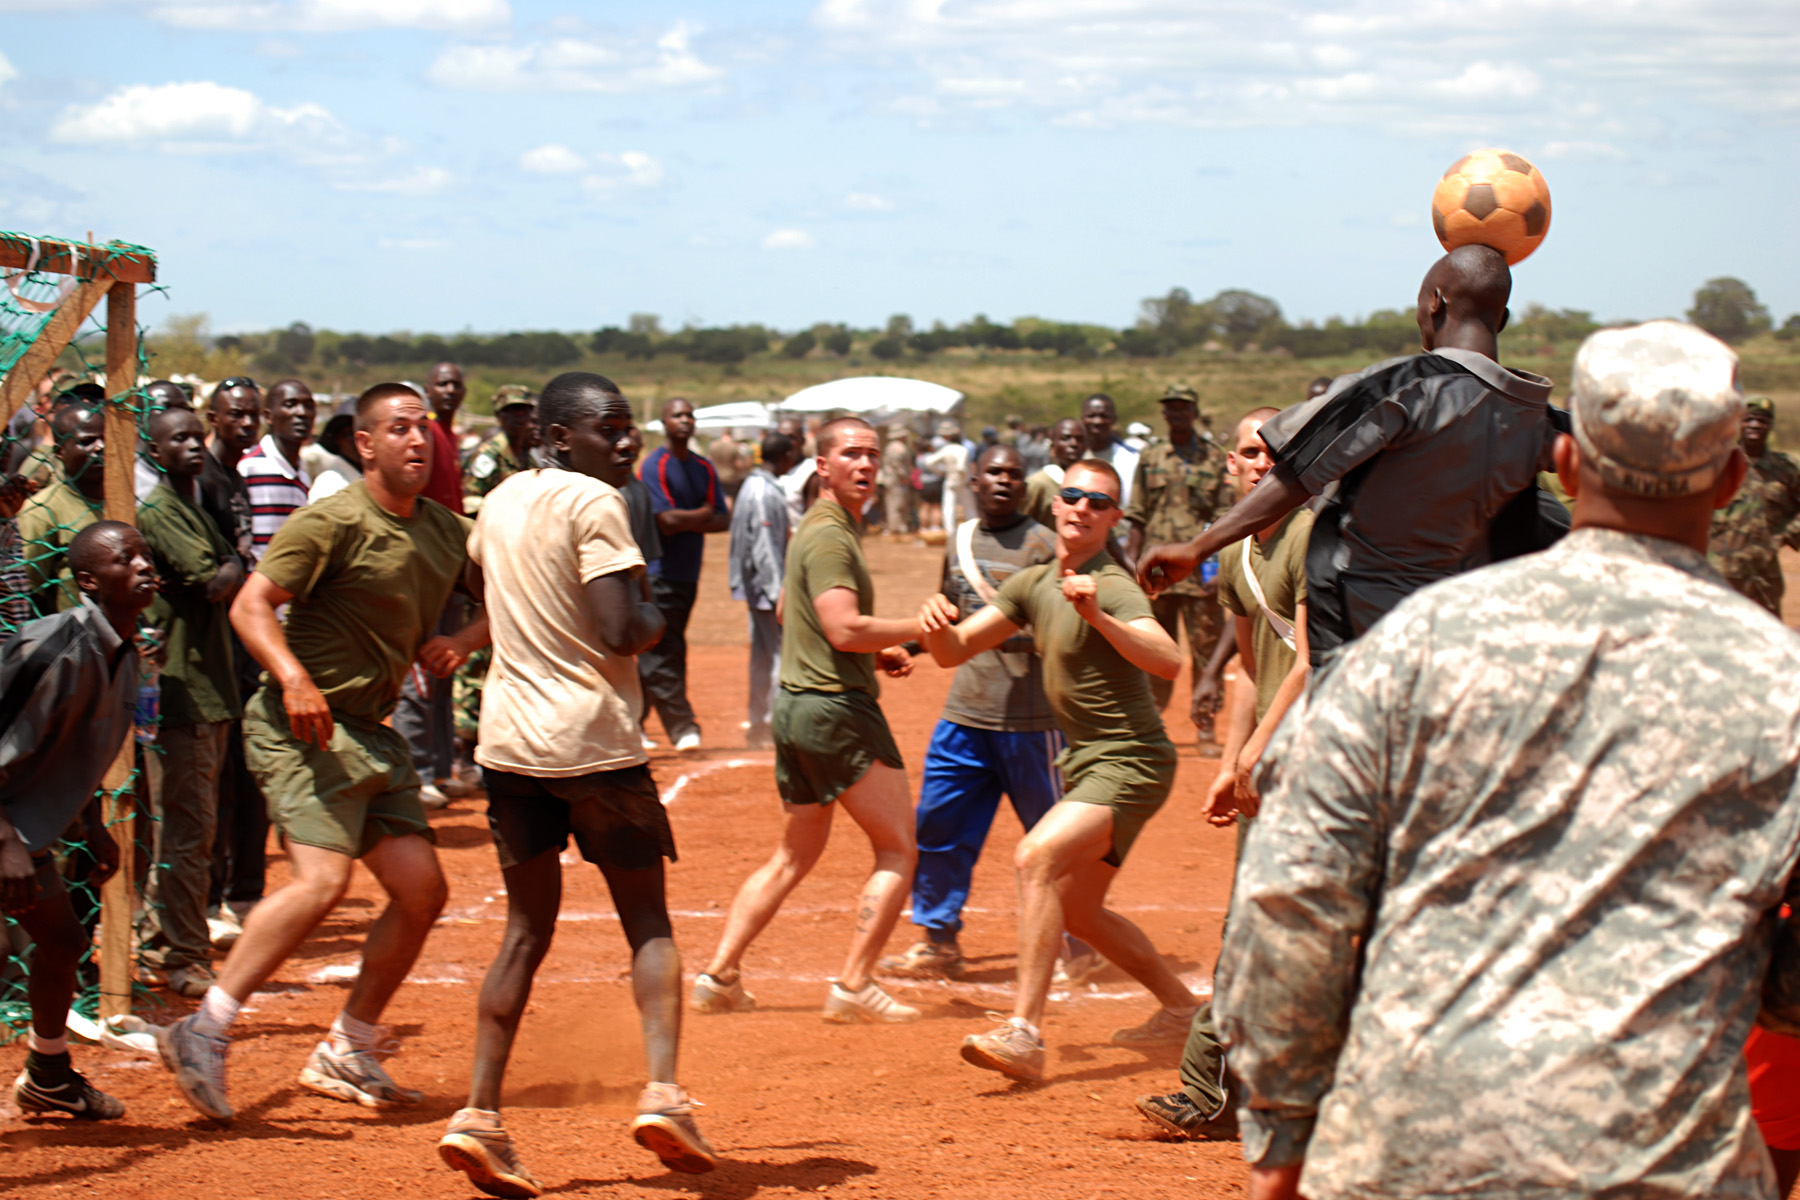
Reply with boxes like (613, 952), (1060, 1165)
(808, 0), (1800, 133)
(151, 0), (508, 33)
(763, 229), (816, 250)
(617, 151), (663, 186)
(520, 143), (586, 174)
(578, 151), (665, 192)
(336, 166), (453, 194)
(0, 51), (17, 88)
(1540, 140), (1630, 161)
(845, 191), (894, 211)
(429, 20), (723, 93)
(49, 81), (342, 153)
(378, 235), (452, 250)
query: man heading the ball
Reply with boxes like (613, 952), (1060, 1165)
(1137, 244), (1563, 663)
(920, 458), (1200, 1082)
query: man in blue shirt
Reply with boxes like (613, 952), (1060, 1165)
(639, 398), (729, 751)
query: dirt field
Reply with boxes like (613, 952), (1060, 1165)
(1, 533), (1249, 1200)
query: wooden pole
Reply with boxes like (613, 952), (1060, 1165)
(97, 280), (138, 1022)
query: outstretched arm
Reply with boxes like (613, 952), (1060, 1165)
(1138, 464), (1308, 595)
(814, 586), (918, 653)
(918, 594), (1021, 667)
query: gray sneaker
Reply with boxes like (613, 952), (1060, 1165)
(156, 1015), (234, 1120)
(439, 1108), (543, 1198)
(878, 940), (967, 980)
(821, 981), (920, 1024)
(960, 1015), (1046, 1082)
(298, 1041), (423, 1109)
(630, 1082), (720, 1174)
(690, 972), (756, 1014)
(1111, 1005), (1198, 1045)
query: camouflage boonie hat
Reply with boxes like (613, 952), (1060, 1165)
(1746, 395), (1775, 416)
(493, 384), (535, 411)
(1571, 319), (1744, 498)
(1161, 384), (1199, 405)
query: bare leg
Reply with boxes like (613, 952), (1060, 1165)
(597, 860), (680, 1084)
(213, 841), (356, 1003)
(705, 803), (834, 978)
(18, 880), (85, 1042)
(467, 849), (561, 1113)
(833, 763), (918, 991)
(1011, 801), (1115, 1029)
(342, 833), (449, 1025)
(1058, 858), (1196, 1011)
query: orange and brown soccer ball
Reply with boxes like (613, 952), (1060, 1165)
(1431, 149), (1552, 266)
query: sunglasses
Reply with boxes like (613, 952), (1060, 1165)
(1058, 486), (1117, 512)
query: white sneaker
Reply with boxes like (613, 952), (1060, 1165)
(821, 981), (920, 1024)
(207, 904), (243, 950)
(642, 734), (659, 752)
(419, 784), (451, 810)
(674, 731), (701, 752)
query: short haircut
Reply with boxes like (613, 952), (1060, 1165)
(53, 404), (98, 436)
(60, 382), (105, 405)
(1235, 407), (1281, 445)
(661, 395), (694, 417)
(146, 379), (190, 410)
(976, 443), (1023, 471)
(68, 520), (141, 578)
(356, 381), (426, 432)
(1065, 457), (1122, 496)
(817, 416), (873, 455)
(147, 405), (201, 440)
(1083, 393), (1116, 414)
(539, 371), (627, 433)
(209, 379), (260, 413)
(761, 431), (796, 463)
(1051, 416), (1081, 434)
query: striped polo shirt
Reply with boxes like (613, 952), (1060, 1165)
(237, 433), (312, 562)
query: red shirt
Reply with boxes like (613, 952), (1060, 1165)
(425, 419), (465, 515)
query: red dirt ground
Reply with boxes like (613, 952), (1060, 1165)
(5, 534), (1253, 1199)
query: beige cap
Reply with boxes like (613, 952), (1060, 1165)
(1570, 319), (1744, 498)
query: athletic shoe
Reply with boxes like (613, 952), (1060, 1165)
(878, 940), (966, 980)
(164, 962), (218, 999)
(1052, 951), (1104, 987)
(207, 904), (243, 950)
(1133, 1090), (1240, 1141)
(674, 731), (702, 753)
(959, 1015), (1046, 1082)
(642, 734), (658, 752)
(821, 980), (920, 1024)
(298, 1041), (424, 1109)
(156, 1014), (234, 1120)
(1111, 1006), (1198, 1045)
(13, 1054), (125, 1120)
(439, 1108), (543, 1199)
(435, 775), (476, 799)
(630, 1082), (720, 1174)
(419, 784), (452, 811)
(690, 972), (756, 1014)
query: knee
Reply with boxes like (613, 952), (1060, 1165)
(1013, 839), (1056, 883)
(406, 871), (449, 922)
(290, 867), (353, 913)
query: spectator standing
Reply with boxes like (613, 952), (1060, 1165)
(302, 401), (362, 504)
(1023, 418), (1086, 530)
(462, 386), (538, 516)
(638, 398), (728, 752)
(878, 427), (915, 535)
(1708, 394), (1800, 617)
(18, 405), (106, 615)
(237, 379), (315, 561)
(728, 431), (796, 749)
(1081, 394), (1140, 510)
(709, 428), (751, 502)
(137, 409), (246, 998)
(775, 416), (816, 526)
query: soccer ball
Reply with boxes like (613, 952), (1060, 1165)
(1431, 149), (1552, 266)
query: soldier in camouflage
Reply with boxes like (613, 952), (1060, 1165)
(462, 386), (540, 514)
(1217, 320), (1800, 1200)
(1123, 384), (1233, 723)
(1708, 394), (1800, 618)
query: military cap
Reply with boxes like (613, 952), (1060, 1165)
(1161, 384), (1200, 405)
(1746, 395), (1775, 416)
(1570, 319), (1744, 498)
(493, 384), (535, 411)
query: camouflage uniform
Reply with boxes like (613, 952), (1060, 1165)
(1217, 524), (1800, 1197)
(1708, 435), (1800, 618)
(1124, 432), (1232, 710)
(463, 431), (535, 508)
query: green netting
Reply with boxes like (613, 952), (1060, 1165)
(0, 234), (169, 1040)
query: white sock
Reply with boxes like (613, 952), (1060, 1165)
(27, 1030), (68, 1056)
(191, 986), (241, 1039)
(331, 1011), (378, 1055)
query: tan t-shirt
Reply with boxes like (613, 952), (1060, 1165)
(469, 469), (646, 776)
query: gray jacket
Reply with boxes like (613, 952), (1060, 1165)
(729, 467), (788, 611)
(0, 598), (139, 852)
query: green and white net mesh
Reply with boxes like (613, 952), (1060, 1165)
(1, 231), (166, 1039)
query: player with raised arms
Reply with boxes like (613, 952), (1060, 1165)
(919, 458), (1201, 1081)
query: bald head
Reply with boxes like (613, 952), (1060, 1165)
(1418, 244), (1511, 353)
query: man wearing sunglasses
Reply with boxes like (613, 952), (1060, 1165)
(919, 459), (1200, 1081)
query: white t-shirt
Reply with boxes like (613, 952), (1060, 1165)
(469, 468), (647, 776)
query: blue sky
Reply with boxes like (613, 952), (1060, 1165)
(5, 0), (1797, 336)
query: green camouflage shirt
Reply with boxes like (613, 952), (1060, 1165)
(463, 432), (534, 504)
(1123, 437), (1231, 596)
(1708, 448), (1800, 609)
(1217, 528), (1800, 1198)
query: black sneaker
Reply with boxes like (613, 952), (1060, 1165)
(1133, 1090), (1239, 1141)
(14, 1052), (126, 1121)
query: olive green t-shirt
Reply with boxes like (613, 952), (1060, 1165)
(779, 498), (877, 696)
(1215, 508), (1312, 723)
(139, 482), (241, 726)
(254, 481), (469, 726)
(988, 551), (1168, 762)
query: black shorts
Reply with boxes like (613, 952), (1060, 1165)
(482, 766), (676, 872)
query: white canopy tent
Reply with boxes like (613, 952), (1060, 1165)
(778, 376), (963, 419)
(643, 400), (773, 434)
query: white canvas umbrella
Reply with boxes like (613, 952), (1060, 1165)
(779, 376), (963, 416)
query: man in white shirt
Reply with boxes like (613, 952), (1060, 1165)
(1081, 394), (1139, 511)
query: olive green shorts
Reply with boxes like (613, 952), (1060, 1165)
(243, 688), (435, 859)
(1060, 737), (1179, 867)
(772, 687), (904, 807)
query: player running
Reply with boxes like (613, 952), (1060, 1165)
(919, 458), (1199, 1081)
(693, 416), (923, 1024)
(438, 373), (716, 1197)
(157, 383), (485, 1120)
